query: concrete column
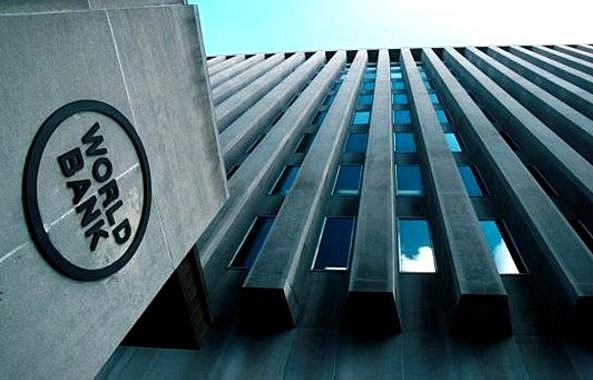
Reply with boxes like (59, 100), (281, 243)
(239, 51), (367, 331)
(509, 45), (593, 93)
(197, 52), (346, 320)
(401, 49), (510, 339)
(210, 54), (265, 89)
(442, 47), (593, 224)
(575, 44), (593, 55)
(221, 52), (325, 170)
(554, 45), (593, 64)
(342, 49), (401, 335)
(212, 53), (284, 105)
(425, 48), (593, 339)
(208, 54), (245, 76)
(487, 46), (593, 120)
(206, 55), (225, 68)
(532, 45), (593, 76)
(215, 52), (305, 131)
(465, 47), (593, 166)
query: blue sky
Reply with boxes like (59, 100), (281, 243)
(190, 0), (593, 56)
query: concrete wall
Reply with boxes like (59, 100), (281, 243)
(0, 3), (226, 379)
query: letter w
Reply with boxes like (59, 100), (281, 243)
(82, 122), (107, 156)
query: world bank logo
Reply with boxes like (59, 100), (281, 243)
(23, 100), (151, 281)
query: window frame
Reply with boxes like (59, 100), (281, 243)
(311, 216), (356, 271)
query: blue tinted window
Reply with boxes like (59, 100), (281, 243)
(423, 80), (432, 90)
(271, 165), (300, 195)
(396, 165), (424, 196)
(393, 94), (409, 105)
(436, 109), (449, 123)
(323, 95), (336, 107)
(419, 70), (428, 80)
(313, 217), (355, 270)
(345, 132), (367, 153)
(391, 70), (403, 79)
(394, 132), (416, 153)
(231, 217), (274, 268)
(353, 111), (371, 125)
(358, 94), (373, 105)
(392, 81), (405, 90)
(313, 111), (327, 125)
(361, 81), (374, 91)
(479, 220), (520, 274)
(429, 93), (439, 104)
(445, 133), (462, 152)
(393, 110), (412, 125)
(334, 165), (362, 195)
(363, 71), (376, 80)
(459, 165), (484, 196)
(398, 219), (436, 273)
(296, 133), (314, 153)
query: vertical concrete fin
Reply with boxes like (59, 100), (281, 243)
(210, 54), (265, 89)
(208, 54), (245, 76)
(221, 51), (326, 170)
(212, 53), (284, 105)
(401, 48), (511, 339)
(206, 55), (225, 68)
(238, 50), (368, 331)
(342, 49), (401, 335)
(554, 45), (593, 64)
(532, 45), (593, 76)
(215, 52), (305, 131)
(464, 47), (593, 166)
(426, 47), (593, 339)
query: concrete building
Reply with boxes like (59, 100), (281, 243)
(97, 44), (593, 378)
(3, 2), (593, 378)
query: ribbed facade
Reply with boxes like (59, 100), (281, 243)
(101, 45), (593, 379)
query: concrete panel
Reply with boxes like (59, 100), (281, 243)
(575, 44), (593, 55)
(212, 53), (284, 105)
(343, 49), (401, 335)
(532, 45), (593, 76)
(210, 54), (265, 89)
(0, 0), (184, 12)
(206, 55), (225, 67)
(509, 45), (593, 93)
(215, 52), (305, 131)
(401, 49), (511, 340)
(239, 51), (367, 331)
(439, 47), (593, 338)
(465, 47), (593, 165)
(197, 51), (346, 321)
(0, 4), (226, 378)
(554, 45), (593, 64)
(207, 54), (245, 76)
(221, 51), (325, 170)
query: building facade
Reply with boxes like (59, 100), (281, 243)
(95, 44), (593, 378)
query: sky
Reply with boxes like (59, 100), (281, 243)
(190, 0), (593, 56)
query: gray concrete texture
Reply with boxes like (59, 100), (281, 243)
(0, 4), (226, 379)
(0, 0), (185, 12)
(209, 53), (265, 89)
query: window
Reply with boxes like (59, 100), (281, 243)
(423, 80), (432, 90)
(435, 109), (449, 124)
(444, 133), (462, 152)
(570, 219), (593, 253)
(393, 94), (409, 105)
(323, 95), (336, 107)
(391, 71), (403, 80)
(312, 217), (355, 270)
(271, 165), (300, 195)
(361, 81), (374, 91)
(526, 165), (558, 197)
(353, 111), (371, 125)
(313, 111), (327, 125)
(479, 220), (521, 274)
(358, 94), (373, 105)
(398, 219), (436, 273)
(296, 133), (314, 153)
(458, 165), (485, 196)
(419, 71), (428, 80)
(231, 217), (275, 268)
(345, 132), (367, 153)
(396, 165), (424, 196)
(429, 93), (439, 104)
(394, 132), (416, 153)
(392, 80), (405, 90)
(363, 71), (376, 80)
(393, 110), (412, 125)
(333, 165), (363, 195)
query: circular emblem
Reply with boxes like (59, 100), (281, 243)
(23, 100), (151, 281)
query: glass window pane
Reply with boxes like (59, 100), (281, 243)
(296, 133), (314, 153)
(358, 94), (373, 105)
(392, 80), (405, 90)
(393, 94), (409, 105)
(353, 111), (371, 125)
(436, 109), (449, 123)
(345, 132), (367, 153)
(393, 110), (411, 125)
(479, 220), (520, 274)
(334, 165), (362, 195)
(323, 95), (335, 107)
(398, 219), (436, 273)
(231, 217), (274, 268)
(272, 165), (300, 195)
(429, 93), (439, 104)
(458, 165), (484, 196)
(444, 133), (462, 152)
(313, 111), (327, 125)
(313, 217), (355, 270)
(396, 165), (424, 196)
(419, 71), (428, 80)
(423, 80), (432, 90)
(362, 81), (374, 91)
(394, 132), (416, 153)
(363, 71), (376, 80)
